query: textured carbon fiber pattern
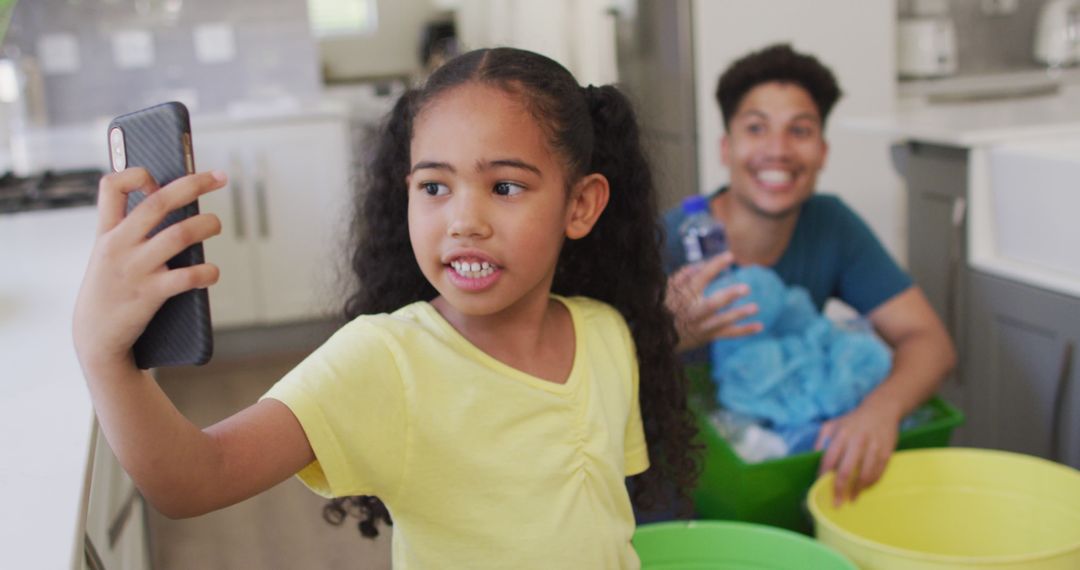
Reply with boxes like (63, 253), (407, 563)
(109, 102), (213, 369)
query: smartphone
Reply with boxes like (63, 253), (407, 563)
(107, 101), (213, 369)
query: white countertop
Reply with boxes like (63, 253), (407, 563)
(840, 84), (1080, 147)
(0, 99), (356, 175)
(0, 206), (98, 569)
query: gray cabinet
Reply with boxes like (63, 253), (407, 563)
(903, 142), (1080, 468)
(904, 143), (972, 441)
(965, 271), (1080, 469)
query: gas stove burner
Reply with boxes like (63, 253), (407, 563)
(33, 168), (104, 199)
(0, 168), (103, 214)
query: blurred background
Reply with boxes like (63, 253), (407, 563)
(2, 1), (1079, 568)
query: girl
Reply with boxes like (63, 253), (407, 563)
(73, 47), (697, 568)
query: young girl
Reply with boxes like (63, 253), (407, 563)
(73, 47), (697, 568)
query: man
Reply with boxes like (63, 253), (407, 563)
(664, 44), (955, 504)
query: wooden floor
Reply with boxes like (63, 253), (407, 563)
(150, 350), (392, 569)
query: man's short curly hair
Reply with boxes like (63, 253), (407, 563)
(715, 43), (842, 131)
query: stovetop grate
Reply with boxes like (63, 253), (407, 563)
(0, 168), (103, 214)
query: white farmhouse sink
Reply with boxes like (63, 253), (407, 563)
(969, 135), (1080, 297)
(990, 137), (1080, 274)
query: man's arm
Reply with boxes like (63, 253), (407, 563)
(866, 286), (956, 422)
(816, 286), (956, 504)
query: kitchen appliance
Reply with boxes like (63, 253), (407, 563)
(612, 0), (697, 211)
(0, 168), (102, 214)
(0, 52), (48, 176)
(897, 16), (958, 78)
(1034, 0), (1080, 67)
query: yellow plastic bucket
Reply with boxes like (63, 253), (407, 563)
(807, 448), (1080, 570)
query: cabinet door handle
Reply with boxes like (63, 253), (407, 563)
(230, 153), (247, 240)
(889, 142), (909, 177)
(107, 488), (139, 549)
(1051, 340), (1074, 463)
(84, 533), (107, 570)
(945, 196), (967, 385)
(254, 153), (270, 239)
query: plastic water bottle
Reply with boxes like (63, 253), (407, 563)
(709, 409), (789, 463)
(679, 194), (728, 264)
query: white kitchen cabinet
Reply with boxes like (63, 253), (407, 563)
(193, 115), (353, 329)
(83, 424), (150, 570)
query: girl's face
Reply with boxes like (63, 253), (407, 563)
(721, 81), (828, 219)
(406, 83), (596, 319)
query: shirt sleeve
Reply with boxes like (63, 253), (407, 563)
(832, 197), (913, 314)
(261, 319), (408, 500)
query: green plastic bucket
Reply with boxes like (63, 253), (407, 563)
(686, 363), (965, 533)
(633, 520), (857, 569)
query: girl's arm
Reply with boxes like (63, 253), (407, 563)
(74, 168), (314, 518)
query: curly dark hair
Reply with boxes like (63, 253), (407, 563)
(323, 47), (700, 538)
(716, 43), (843, 131)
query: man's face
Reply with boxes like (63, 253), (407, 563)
(721, 81), (828, 219)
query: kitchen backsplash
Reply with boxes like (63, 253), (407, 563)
(4, 0), (322, 126)
(898, 0), (1052, 77)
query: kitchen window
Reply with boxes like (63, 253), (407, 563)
(308, 0), (378, 38)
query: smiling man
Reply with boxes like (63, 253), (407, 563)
(662, 44), (956, 504)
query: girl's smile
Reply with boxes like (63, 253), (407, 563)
(446, 252), (502, 291)
(449, 259), (497, 279)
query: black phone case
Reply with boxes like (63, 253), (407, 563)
(108, 102), (213, 369)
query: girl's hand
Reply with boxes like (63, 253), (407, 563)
(665, 252), (763, 352)
(73, 168), (226, 373)
(815, 399), (901, 506)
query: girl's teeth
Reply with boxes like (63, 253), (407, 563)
(451, 260), (496, 279)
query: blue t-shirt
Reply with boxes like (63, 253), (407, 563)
(662, 189), (912, 315)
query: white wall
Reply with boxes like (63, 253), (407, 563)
(693, 0), (907, 264)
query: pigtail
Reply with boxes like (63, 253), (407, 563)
(323, 495), (391, 538)
(328, 91), (432, 540)
(556, 85), (701, 514)
(345, 89), (437, 320)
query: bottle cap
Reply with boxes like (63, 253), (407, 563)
(681, 194), (708, 215)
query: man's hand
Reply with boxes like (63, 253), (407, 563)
(665, 252), (763, 352)
(815, 398), (902, 506)
(813, 286), (957, 505)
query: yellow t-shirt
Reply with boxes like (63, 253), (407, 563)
(263, 295), (649, 569)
